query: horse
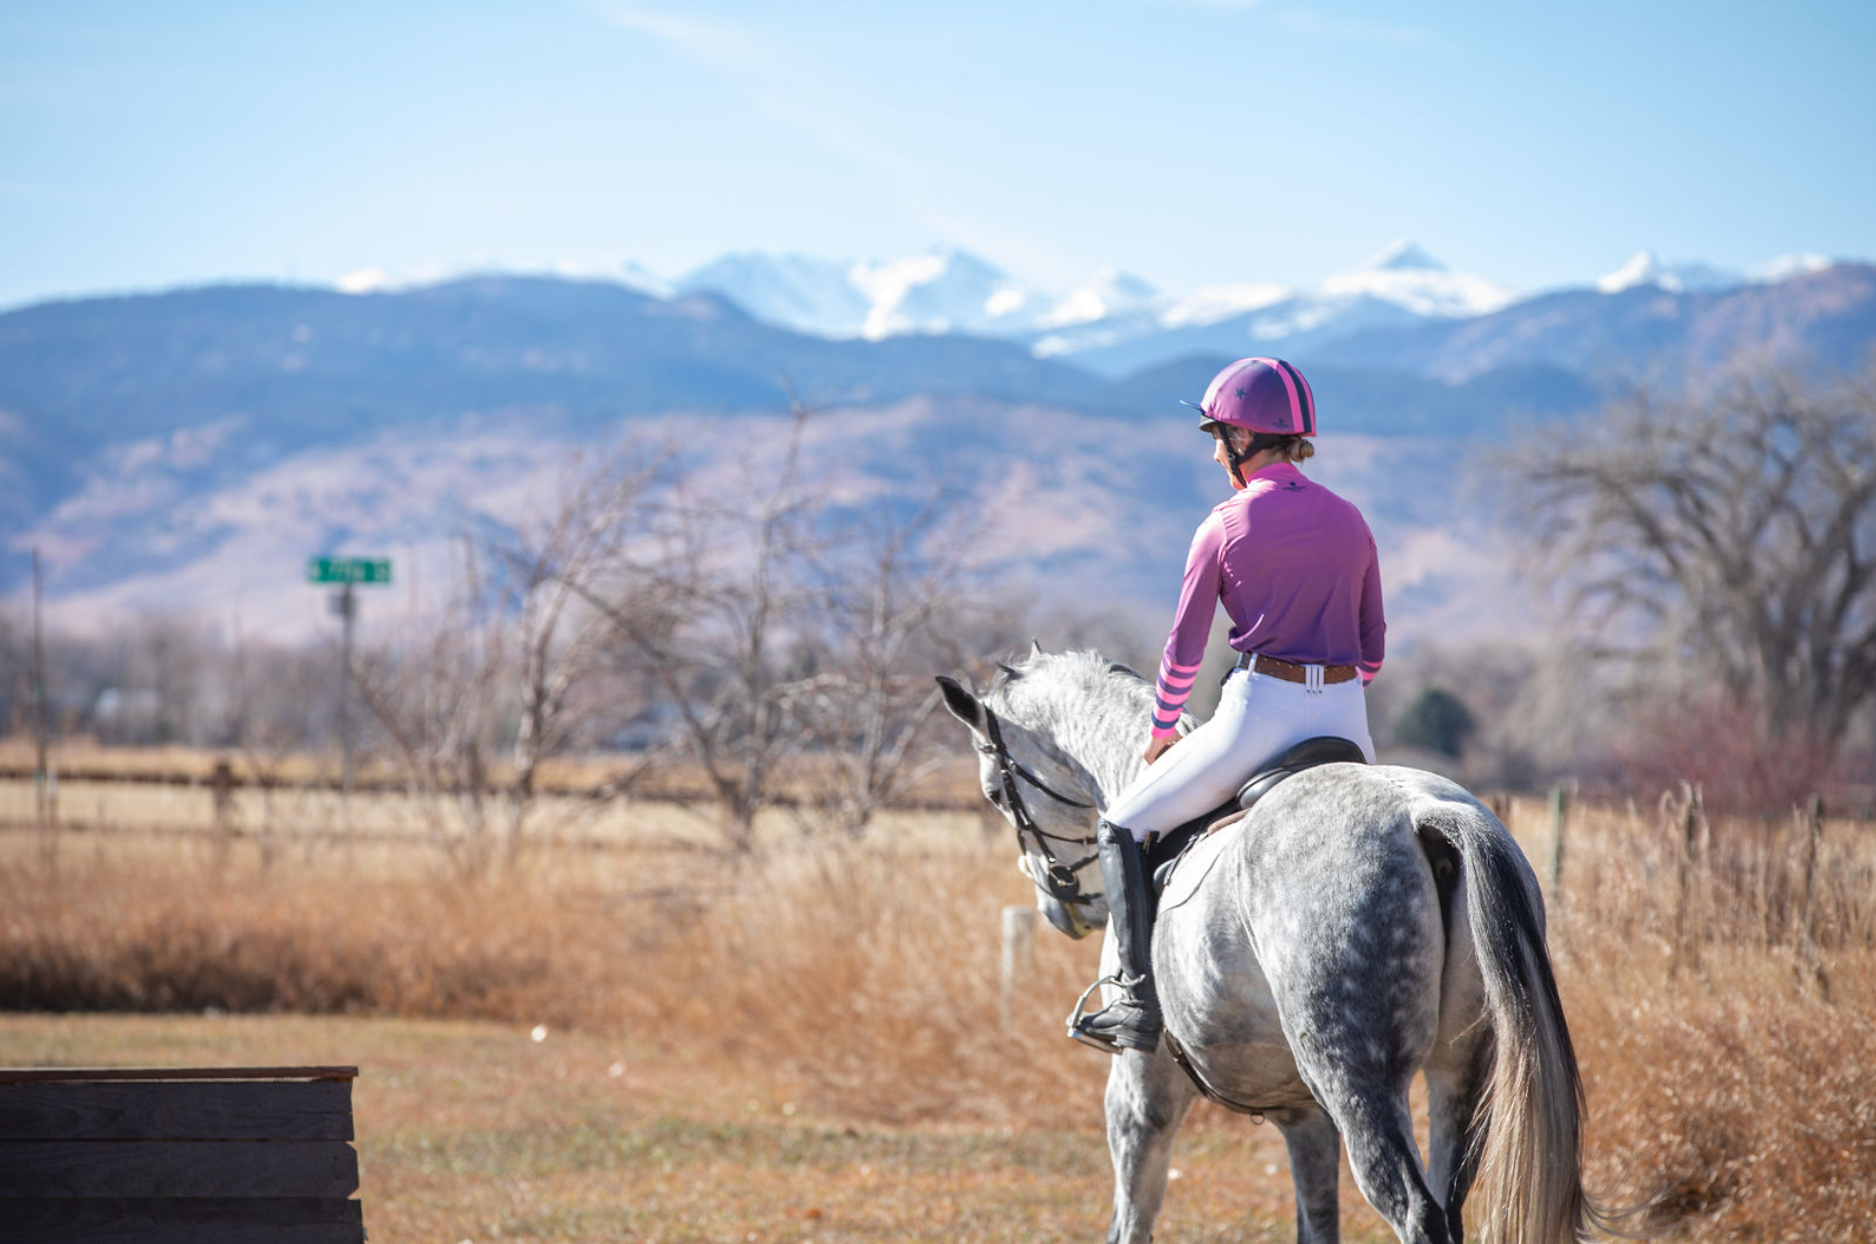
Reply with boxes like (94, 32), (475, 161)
(937, 647), (1595, 1244)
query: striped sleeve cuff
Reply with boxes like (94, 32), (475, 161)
(1150, 657), (1203, 737)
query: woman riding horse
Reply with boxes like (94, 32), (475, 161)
(1074, 356), (1387, 1054)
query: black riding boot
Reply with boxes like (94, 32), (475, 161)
(1068, 819), (1163, 1054)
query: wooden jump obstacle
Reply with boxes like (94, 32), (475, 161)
(0, 1065), (363, 1243)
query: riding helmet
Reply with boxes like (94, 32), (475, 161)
(1182, 357), (1317, 437)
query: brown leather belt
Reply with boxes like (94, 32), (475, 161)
(1233, 651), (1359, 685)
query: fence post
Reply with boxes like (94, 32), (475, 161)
(1797, 793), (1824, 938)
(1792, 793), (1831, 999)
(1671, 781), (1702, 971)
(1547, 785), (1567, 902)
(212, 759), (236, 865)
(1000, 905), (1036, 1031)
(212, 760), (235, 830)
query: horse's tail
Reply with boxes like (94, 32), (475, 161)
(1420, 802), (1595, 1244)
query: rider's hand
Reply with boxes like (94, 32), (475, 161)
(1143, 735), (1178, 766)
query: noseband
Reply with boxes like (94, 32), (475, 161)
(979, 708), (1099, 908)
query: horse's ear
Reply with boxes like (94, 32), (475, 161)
(935, 675), (986, 731)
(1030, 638), (1044, 658)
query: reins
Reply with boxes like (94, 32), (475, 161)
(979, 708), (1098, 906)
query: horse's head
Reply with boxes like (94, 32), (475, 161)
(936, 656), (1109, 939)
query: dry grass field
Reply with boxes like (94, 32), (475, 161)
(3, 772), (1874, 1240)
(0, 1012), (1332, 1243)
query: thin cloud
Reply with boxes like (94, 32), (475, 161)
(1269, 7), (1443, 47)
(580, 2), (769, 71)
(582, 2), (928, 198)
(579, 0), (1078, 281)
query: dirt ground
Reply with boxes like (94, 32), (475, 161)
(0, 1012), (1400, 1244)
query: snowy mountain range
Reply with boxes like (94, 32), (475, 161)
(659, 240), (1512, 357)
(519, 240), (1838, 378)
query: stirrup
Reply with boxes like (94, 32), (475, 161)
(1065, 972), (1140, 1054)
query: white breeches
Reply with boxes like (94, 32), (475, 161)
(1105, 667), (1376, 843)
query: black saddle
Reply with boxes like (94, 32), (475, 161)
(1146, 736), (1369, 889)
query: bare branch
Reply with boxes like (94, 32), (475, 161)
(1500, 363), (1876, 755)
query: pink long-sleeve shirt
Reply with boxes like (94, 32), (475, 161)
(1151, 461), (1385, 739)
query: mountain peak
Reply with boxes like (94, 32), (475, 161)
(1038, 266), (1159, 328)
(1596, 250), (1742, 295)
(337, 267), (398, 295)
(1597, 250), (1665, 293)
(1750, 253), (1833, 283)
(1362, 240), (1447, 272)
(616, 260), (671, 299)
(1318, 243), (1511, 321)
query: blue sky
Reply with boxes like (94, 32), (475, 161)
(2, 0), (1872, 309)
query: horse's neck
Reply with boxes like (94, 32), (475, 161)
(1026, 683), (1150, 812)
(1058, 721), (1144, 812)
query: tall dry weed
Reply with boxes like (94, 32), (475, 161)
(1517, 795), (1876, 1240)
(1569, 958), (1876, 1236)
(650, 845), (1105, 1123)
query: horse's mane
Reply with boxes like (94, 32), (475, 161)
(985, 647), (1155, 726)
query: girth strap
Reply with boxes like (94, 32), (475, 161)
(1162, 1031), (1269, 1123)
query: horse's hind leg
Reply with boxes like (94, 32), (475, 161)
(1424, 1029), (1492, 1242)
(1103, 1051), (1196, 1244)
(1336, 1088), (1453, 1244)
(1422, 850), (1492, 1241)
(1273, 1105), (1343, 1244)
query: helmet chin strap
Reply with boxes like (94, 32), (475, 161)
(1224, 432), (1249, 487)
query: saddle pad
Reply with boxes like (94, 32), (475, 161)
(1157, 817), (1241, 914)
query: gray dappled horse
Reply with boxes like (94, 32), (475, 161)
(938, 649), (1593, 1244)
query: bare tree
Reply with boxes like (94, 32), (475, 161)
(786, 487), (982, 837)
(222, 631), (330, 868)
(355, 442), (668, 873)
(1506, 364), (1876, 760)
(354, 538), (508, 876)
(593, 406), (821, 852)
(489, 446), (669, 860)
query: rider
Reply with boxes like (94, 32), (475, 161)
(1072, 356), (1385, 1054)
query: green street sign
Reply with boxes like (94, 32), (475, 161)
(308, 556), (393, 586)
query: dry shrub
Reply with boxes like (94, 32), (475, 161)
(1618, 694), (1844, 816)
(0, 832), (1105, 1127)
(0, 861), (635, 1023)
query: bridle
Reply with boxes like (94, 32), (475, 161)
(978, 707), (1099, 909)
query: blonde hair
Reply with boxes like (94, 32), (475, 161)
(1280, 437), (1316, 463)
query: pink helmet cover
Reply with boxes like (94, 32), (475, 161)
(1187, 357), (1317, 437)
